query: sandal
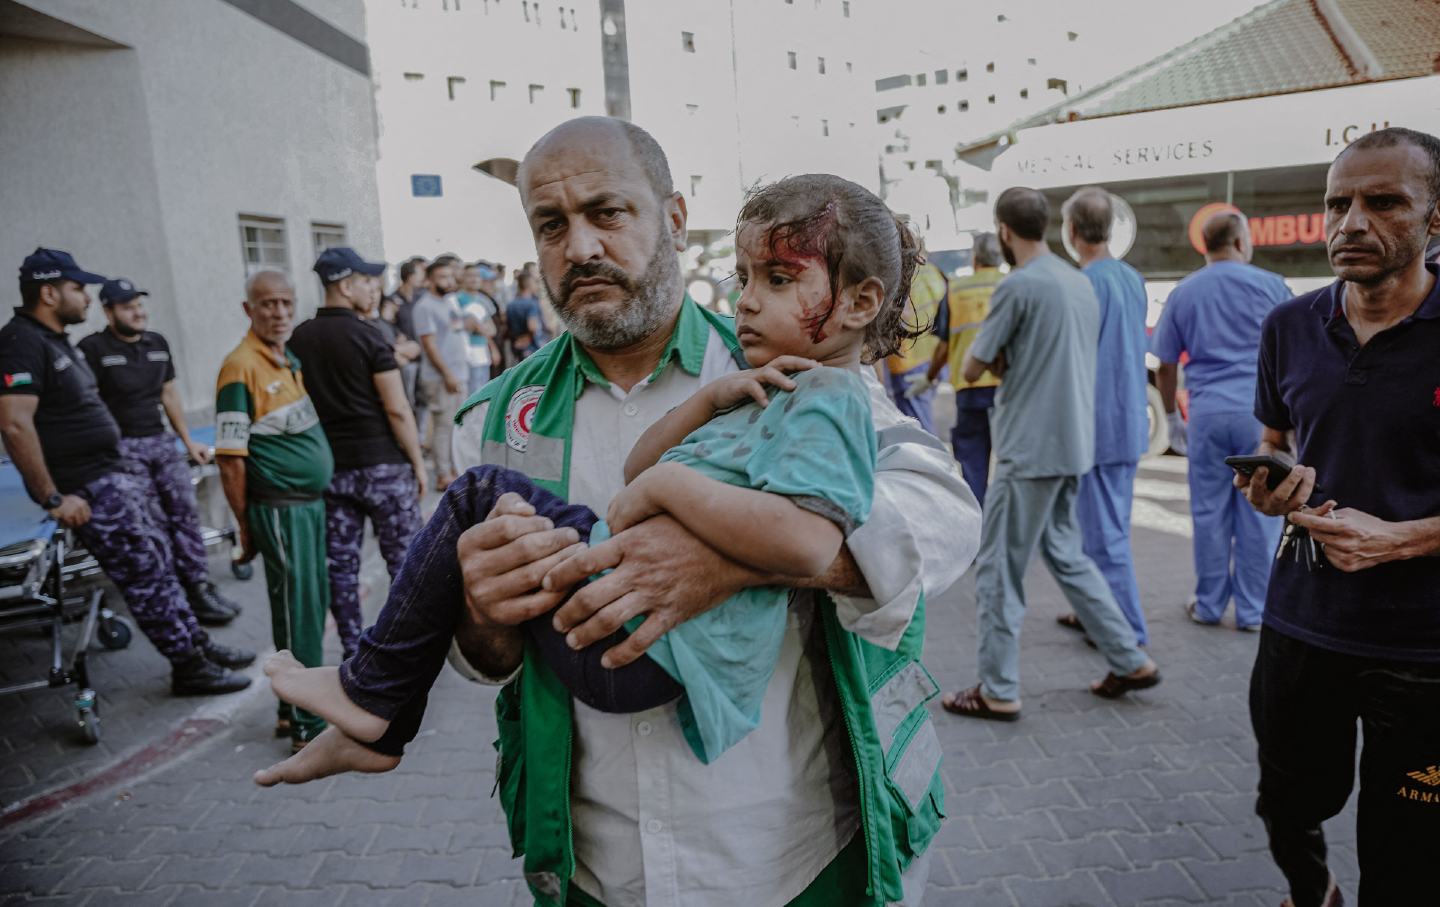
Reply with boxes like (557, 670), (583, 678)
(1056, 614), (1085, 633)
(941, 685), (1021, 722)
(1091, 669), (1162, 699)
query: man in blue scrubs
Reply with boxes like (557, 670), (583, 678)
(1152, 212), (1290, 630)
(1057, 188), (1150, 646)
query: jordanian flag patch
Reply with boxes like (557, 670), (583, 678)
(3, 372), (33, 388)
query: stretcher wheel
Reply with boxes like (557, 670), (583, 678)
(97, 616), (132, 650)
(76, 690), (100, 745)
(231, 560), (254, 581)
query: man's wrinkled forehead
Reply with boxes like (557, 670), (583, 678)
(1329, 144), (1427, 194)
(520, 134), (650, 210)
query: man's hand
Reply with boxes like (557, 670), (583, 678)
(411, 459), (428, 498)
(542, 515), (757, 668)
(444, 373), (462, 396)
(48, 495), (91, 528)
(457, 493), (587, 629)
(902, 372), (932, 400)
(1237, 462), (1317, 517)
(183, 438), (213, 465)
(1289, 503), (1416, 572)
(1166, 411), (1188, 456)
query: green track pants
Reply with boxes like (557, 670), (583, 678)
(248, 497), (329, 744)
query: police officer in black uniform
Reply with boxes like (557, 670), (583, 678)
(77, 278), (241, 625)
(0, 249), (253, 694)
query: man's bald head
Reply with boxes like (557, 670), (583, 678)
(1062, 187), (1113, 244)
(518, 116), (673, 205)
(245, 269), (292, 301)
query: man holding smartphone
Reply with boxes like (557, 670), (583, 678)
(1240, 127), (1440, 907)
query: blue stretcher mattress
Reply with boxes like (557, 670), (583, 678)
(0, 426), (218, 551)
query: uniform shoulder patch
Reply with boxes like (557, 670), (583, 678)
(505, 384), (546, 453)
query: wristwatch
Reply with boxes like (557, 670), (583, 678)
(43, 492), (63, 510)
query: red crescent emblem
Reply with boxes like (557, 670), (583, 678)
(517, 400), (537, 434)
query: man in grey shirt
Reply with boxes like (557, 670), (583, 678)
(942, 187), (1160, 722)
(412, 260), (468, 488)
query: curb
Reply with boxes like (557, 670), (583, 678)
(0, 655), (270, 834)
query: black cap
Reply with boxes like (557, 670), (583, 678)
(99, 278), (149, 306)
(313, 247), (386, 286)
(18, 247), (105, 286)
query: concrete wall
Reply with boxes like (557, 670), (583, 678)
(1, 0), (383, 415)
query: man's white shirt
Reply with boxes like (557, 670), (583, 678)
(450, 326), (980, 906)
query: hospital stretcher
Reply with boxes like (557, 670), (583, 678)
(0, 427), (244, 744)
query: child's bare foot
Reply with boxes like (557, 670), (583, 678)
(264, 651), (390, 742)
(254, 725), (400, 787)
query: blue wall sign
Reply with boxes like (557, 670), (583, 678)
(411, 174), (443, 197)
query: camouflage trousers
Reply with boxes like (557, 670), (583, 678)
(119, 433), (210, 587)
(72, 470), (203, 662)
(324, 463), (421, 659)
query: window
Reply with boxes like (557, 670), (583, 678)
(489, 79), (506, 100)
(570, 7), (576, 31)
(790, 115), (800, 129)
(787, 51), (797, 69)
(986, 94), (995, 104)
(985, 61), (994, 73)
(403, 72), (423, 81)
(311, 222), (346, 261)
(1019, 87), (1028, 99)
(690, 175), (702, 196)
(558, 5), (566, 28)
(1027, 57), (1037, 65)
(528, 83), (544, 104)
(916, 73), (926, 86)
(935, 69), (947, 85)
(817, 56), (826, 74)
(522, 0), (529, 20)
(958, 99), (969, 111)
(239, 216), (288, 278)
(682, 31), (695, 52)
(956, 68), (967, 81)
(842, 1), (850, 16)
(446, 76), (465, 100)
(685, 103), (699, 115)
(845, 61), (852, 73)
(820, 118), (829, 136)
(1068, 30), (1078, 41)
(567, 87), (582, 108)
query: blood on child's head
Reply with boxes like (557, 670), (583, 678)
(735, 174), (926, 362)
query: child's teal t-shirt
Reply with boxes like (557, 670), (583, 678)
(592, 366), (876, 763)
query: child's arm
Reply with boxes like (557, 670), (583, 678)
(622, 355), (817, 483)
(608, 462), (843, 578)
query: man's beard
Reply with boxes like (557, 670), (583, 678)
(543, 225), (680, 351)
(999, 235), (1018, 267)
(1330, 228), (1426, 286)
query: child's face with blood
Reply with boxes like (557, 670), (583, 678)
(733, 222), (859, 368)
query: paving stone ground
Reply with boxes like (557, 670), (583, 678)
(0, 449), (1362, 906)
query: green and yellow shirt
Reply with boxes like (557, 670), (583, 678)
(215, 330), (333, 497)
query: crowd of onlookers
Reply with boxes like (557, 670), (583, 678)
(378, 254), (554, 488)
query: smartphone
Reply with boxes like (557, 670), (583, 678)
(1224, 454), (1293, 491)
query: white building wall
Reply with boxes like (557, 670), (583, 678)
(365, 0), (607, 268)
(1, 0), (384, 413)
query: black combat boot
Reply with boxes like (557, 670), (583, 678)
(186, 581), (241, 626)
(199, 637), (257, 669)
(171, 652), (252, 696)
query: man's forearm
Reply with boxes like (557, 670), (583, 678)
(453, 611), (525, 678)
(160, 383), (193, 445)
(217, 456), (248, 523)
(0, 424), (59, 504)
(925, 339), (949, 383)
(1400, 516), (1440, 559)
(1156, 362), (1180, 413)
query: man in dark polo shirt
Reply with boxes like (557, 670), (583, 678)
(1239, 128), (1440, 907)
(289, 248), (425, 659)
(77, 278), (241, 626)
(0, 248), (253, 695)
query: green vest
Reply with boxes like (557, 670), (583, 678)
(458, 299), (946, 905)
